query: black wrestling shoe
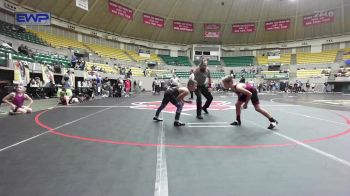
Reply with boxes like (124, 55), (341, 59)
(202, 108), (209, 114)
(230, 121), (241, 126)
(196, 115), (203, 119)
(153, 116), (163, 121)
(174, 121), (185, 127)
(267, 121), (278, 129)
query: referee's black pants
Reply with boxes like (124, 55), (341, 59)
(195, 85), (213, 116)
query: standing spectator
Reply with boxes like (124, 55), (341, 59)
(133, 80), (138, 93)
(124, 78), (131, 97)
(138, 80), (143, 92)
(126, 69), (132, 78)
(306, 80), (310, 92)
(96, 73), (102, 96)
(62, 69), (74, 89)
(153, 78), (161, 95)
(194, 58), (213, 119)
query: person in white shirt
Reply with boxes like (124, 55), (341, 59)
(189, 69), (194, 99)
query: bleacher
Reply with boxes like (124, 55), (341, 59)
(257, 54), (291, 65)
(86, 44), (132, 62)
(257, 55), (269, 65)
(211, 71), (225, 79)
(147, 69), (171, 77)
(175, 70), (224, 79)
(0, 20), (46, 46)
(343, 48), (350, 60)
(29, 29), (87, 51)
(208, 60), (221, 66)
(130, 67), (143, 76)
(175, 71), (190, 78)
(296, 50), (337, 65)
(235, 73), (256, 79)
(0, 45), (34, 62)
(296, 69), (330, 78)
(261, 71), (289, 79)
(0, 50), (6, 65)
(126, 50), (149, 62)
(150, 54), (163, 64)
(159, 55), (192, 66)
(86, 62), (117, 74)
(223, 56), (254, 67)
(34, 53), (70, 68)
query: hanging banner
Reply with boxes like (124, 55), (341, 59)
(143, 13), (164, 28)
(173, 20), (193, 32)
(232, 23), (256, 33)
(76, 0), (88, 11)
(13, 61), (29, 85)
(15, 12), (51, 26)
(204, 31), (220, 38)
(108, 1), (133, 20)
(204, 24), (221, 30)
(265, 19), (291, 31)
(303, 10), (334, 26)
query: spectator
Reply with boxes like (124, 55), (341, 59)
(71, 54), (78, 68)
(62, 69), (74, 89)
(124, 78), (131, 97)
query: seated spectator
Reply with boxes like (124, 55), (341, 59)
(71, 54), (78, 68)
(2, 85), (33, 115)
(35, 77), (43, 87)
(29, 78), (38, 87)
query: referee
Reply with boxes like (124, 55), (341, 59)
(194, 58), (213, 119)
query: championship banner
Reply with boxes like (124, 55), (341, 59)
(204, 31), (220, 38)
(204, 24), (221, 30)
(13, 61), (29, 85)
(76, 0), (88, 11)
(265, 19), (291, 31)
(232, 23), (256, 33)
(303, 10), (334, 26)
(108, 1), (133, 20)
(143, 13), (164, 28)
(173, 20), (193, 32)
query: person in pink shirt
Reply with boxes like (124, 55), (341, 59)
(124, 79), (131, 97)
(2, 85), (33, 115)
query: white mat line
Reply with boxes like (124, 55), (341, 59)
(187, 122), (229, 125)
(0, 108), (111, 153)
(188, 125), (233, 128)
(245, 119), (350, 168)
(154, 112), (169, 196)
(270, 109), (348, 127)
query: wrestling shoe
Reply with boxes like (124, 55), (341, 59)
(202, 108), (209, 114)
(153, 116), (163, 121)
(230, 121), (241, 126)
(267, 121), (278, 129)
(174, 121), (185, 127)
(196, 115), (203, 119)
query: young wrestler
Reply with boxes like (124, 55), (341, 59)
(2, 85), (33, 115)
(153, 79), (197, 126)
(222, 76), (278, 129)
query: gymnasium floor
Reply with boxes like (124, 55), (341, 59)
(0, 92), (349, 196)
